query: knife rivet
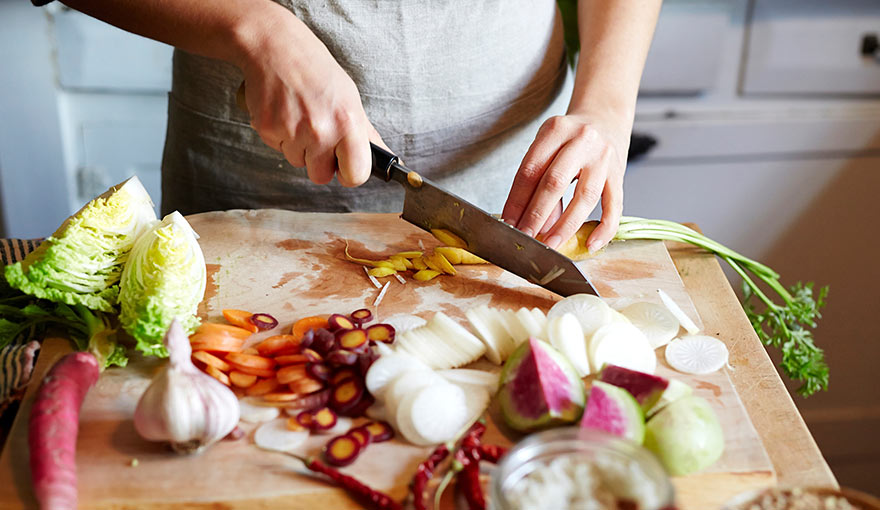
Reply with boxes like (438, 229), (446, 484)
(407, 172), (424, 188)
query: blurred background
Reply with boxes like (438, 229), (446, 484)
(1, 0), (878, 494)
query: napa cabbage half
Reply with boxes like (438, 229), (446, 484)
(4, 177), (156, 312)
(119, 211), (206, 357)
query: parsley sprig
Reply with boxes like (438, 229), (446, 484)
(613, 217), (829, 396)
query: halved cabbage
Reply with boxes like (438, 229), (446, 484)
(119, 211), (206, 357)
(4, 177), (156, 312)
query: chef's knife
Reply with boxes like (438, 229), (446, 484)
(371, 143), (599, 297)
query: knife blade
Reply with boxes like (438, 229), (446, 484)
(371, 143), (599, 297)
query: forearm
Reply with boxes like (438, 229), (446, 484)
(57, 0), (297, 69)
(568, 0), (662, 122)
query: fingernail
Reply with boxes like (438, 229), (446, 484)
(502, 217), (514, 225)
(587, 240), (604, 253)
(545, 234), (562, 249)
(521, 227), (534, 237)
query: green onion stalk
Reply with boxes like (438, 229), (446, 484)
(613, 217), (829, 397)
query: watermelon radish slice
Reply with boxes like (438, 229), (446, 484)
(599, 364), (669, 413)
(580, 380), (645, 444)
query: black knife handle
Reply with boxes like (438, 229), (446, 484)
(370, 143), (399, 182)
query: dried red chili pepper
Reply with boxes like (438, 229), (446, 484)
(477, 444), (508, 463)
(457, 446), (485, 510)
(292, 455), (402, 510)
(412, 444), (450, 510)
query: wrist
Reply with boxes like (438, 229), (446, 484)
(225, 1), (301, 71)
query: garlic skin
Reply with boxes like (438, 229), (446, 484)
(134, 319), (240, 454)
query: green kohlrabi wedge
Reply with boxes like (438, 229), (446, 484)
(119, 211), (206, 357)
(4, 177), (156, 312)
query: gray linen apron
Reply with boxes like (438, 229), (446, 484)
(160, 0), (572, 216)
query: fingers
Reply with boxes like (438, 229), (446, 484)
(541, 157), (608, 249)
(585, 171), (624, 253)
(501, 119), (566, 227)
(514, 140), (588, 238)
(335, 128), (372, 187)
(303, 143), (337, 185)
(539, 201), (563, 235)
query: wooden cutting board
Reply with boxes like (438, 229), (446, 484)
(0, 210), (775, 509)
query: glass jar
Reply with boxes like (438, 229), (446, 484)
(490, 427), (676, 510)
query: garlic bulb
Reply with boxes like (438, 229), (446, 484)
(134, 319), (239, 454)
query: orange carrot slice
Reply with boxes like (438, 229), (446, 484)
(225, 362), (276, 379)
(189, 334), (245, 353)
(245, 378), (281, 396)
(291, 316), (329, 340)
(229, 371), (258, 388)
(222, 309), (259, 333)
(277, 364), (308, 385)
(192, 350), (231, 372)
(196, 322), (253, 340)
(255, 335), (300, 356)
(205, 365), (230, 386)
(289, 377), (324, 395)
(225, 352), (276, 370)
(286, 417), (306, 431)
(275, 354), (309, 366)
(262, 392), (302, 403)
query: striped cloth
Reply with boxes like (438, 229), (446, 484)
(0, 238), (41, 267)
(0, 238), (43, 415)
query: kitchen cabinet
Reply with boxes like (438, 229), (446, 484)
(743, 0), (880, 96)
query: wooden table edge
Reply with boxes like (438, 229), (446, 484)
(665, 234), (837, 488)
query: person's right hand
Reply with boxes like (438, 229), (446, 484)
(234, 6), (385, 187)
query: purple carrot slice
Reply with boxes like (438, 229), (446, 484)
(365, 324), (395, 344)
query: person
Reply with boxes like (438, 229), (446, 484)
(42, 0), (660, 252)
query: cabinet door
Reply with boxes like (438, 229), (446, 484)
(640, 1), (730, 94)
(621, 157), (845, 259)
(743, 0), (880, 96)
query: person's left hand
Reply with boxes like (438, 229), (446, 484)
(501, 111), (631, 253)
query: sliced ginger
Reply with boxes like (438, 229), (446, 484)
(344, 233), (489, 284)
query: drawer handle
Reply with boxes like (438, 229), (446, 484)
(861, 33), (879, 58)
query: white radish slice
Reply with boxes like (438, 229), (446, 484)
(657, 288), (699, 335)
(438, 368), (500, 393)
(515, 308), (545, 339)
(500, 310), (531, 347)
(547, 313), (591, 377)
(589, 322), (657, 374)
(428, 312), (487, 366)
(490, 307), (520, 360)
(373, 340), (394, 357)
(548, 294), (613, 337)
(365, 352), (429, 398)
(254, 419), (309, 453)
(383, 369), (444, 419)
(530, 308), (549, 334)
(458, 385), (491, 425)
(465, 306), (505, 364)
(664, 335), (729, 375)
(396, 382), (467, 445)
(621, 301), (681, 349)
(609, 309), (631, 324)
(238, 397), (281, 424)
(317, 416), (353, 436)
(414, 326), (457, 369)
(382, 314), (427, 333)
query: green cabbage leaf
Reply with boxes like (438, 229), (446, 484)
(4, 177), (156, 312)
(119, 211), (206, 357)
